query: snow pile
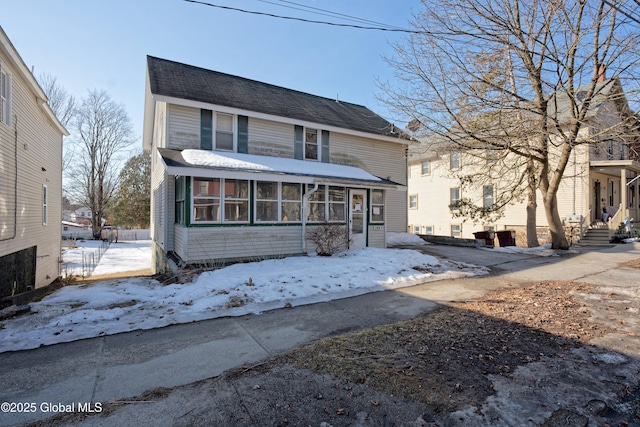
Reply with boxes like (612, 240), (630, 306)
(0, 247), (488, 352)
(386, 232), (430, 246)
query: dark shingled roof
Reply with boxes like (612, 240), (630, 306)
(147, 56), (408, 140)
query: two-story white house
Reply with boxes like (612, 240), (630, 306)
(408, 77), (640, 245)
(0, 26), (68, 300)
(143, 57), (408, 273)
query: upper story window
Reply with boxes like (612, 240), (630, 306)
(450, 187), (460, 210)
(1, 66), (11, 125)
(409, 194), (418, 209)
(295, 126), (329, 162)
(216, 113), (234, 151)
(201, 109), (235, 151)
(421, 161), (430, 175)
(483, 185), (494, 209)
(305, 128), (318, 160)
(450, 151), (460, 170)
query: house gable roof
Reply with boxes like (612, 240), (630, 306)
(147, 56), (407, 140)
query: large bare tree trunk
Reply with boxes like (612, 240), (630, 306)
(526, 159), (540, 248)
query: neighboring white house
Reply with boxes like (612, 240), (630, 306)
(0, 26), (68, 298)
(143, 56), (409, 273)
(408, 77), (640, 244)
(62, 221), (92, 240)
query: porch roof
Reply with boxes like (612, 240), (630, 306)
(158, 148), (403, 189)
(590, 159), (640, 176)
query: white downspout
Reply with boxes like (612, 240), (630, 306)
(302, 183), (319, 254)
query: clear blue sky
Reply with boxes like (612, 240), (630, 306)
(2, 0), (420, 150)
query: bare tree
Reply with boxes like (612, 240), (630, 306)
(383, 0), (640, 249)
(67, 90), (135, 237)
(37, 73), (76, 170)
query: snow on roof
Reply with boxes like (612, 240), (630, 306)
(181, 149), (383, 182)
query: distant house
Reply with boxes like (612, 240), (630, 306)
(62, 221), (92, 240)
(408, 77), (640, 244)
(143, 56), (408, 273)
(0, 26), (68, 298)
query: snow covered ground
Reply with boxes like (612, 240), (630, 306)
(0, 233), (491, 353)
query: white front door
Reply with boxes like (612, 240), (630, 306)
(349, 190), (367, 249)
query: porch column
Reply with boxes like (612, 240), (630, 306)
(621, 168), (627, 218)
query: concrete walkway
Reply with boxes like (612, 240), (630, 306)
(1, 243), (639, 426)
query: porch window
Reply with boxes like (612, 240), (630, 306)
(328, 186), (345, 221)
(254, 181), (303, 222)
(307, 184), (326, 221)
(371, 189), (384, 222)
(306, 185), (346, 222)
(223, 179), (249, 222)
(193, 177), (220, 222)
(256, 181), (279, 222)
(175, 176), (186, 225)
(282, 183), (302, 222)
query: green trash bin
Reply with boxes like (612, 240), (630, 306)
(496, 230), (516, 247)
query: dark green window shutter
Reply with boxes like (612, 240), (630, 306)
(294, 125), (303, 159)
(321, 130), (330, 163)
(200, 109), (212, 150)
(238, 115), (248, 153)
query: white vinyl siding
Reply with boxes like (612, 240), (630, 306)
(167, 104), (200, 150)
(247, 117), (294, 158)
(330, 133), (407, 232)
(0, 55), (63, 289)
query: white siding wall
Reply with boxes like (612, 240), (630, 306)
(331, 133), (407, 232)
(167, 104), (200, 150)
(181, 226), (304, 263)
(0, 55), (63, 288)
(247, 117), (294, 158)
